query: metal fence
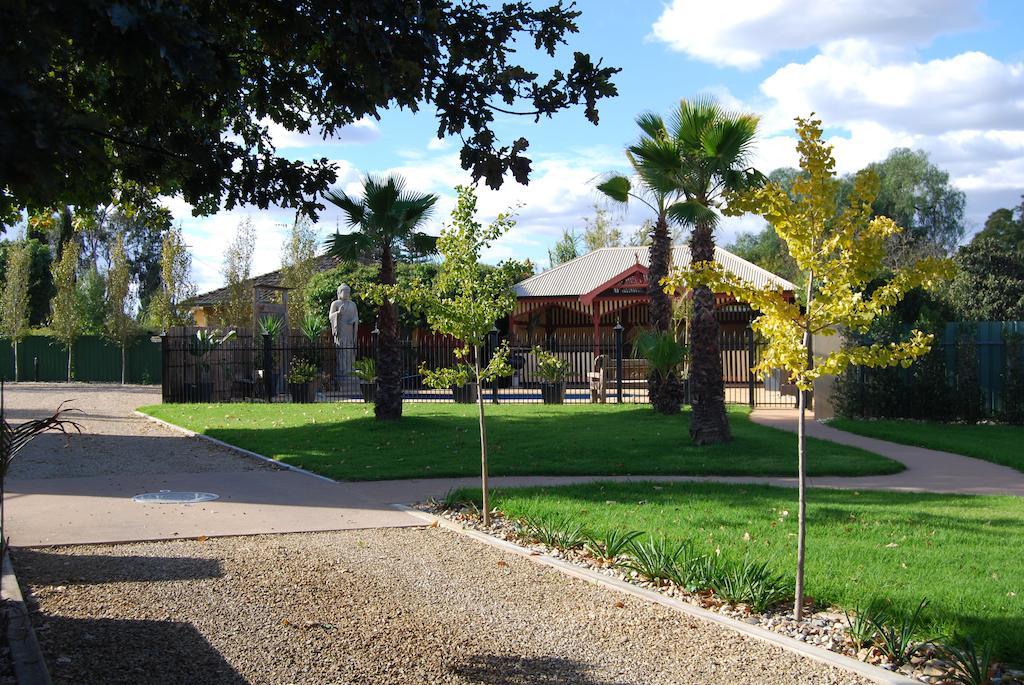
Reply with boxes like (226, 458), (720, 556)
(160, 325), (795, 407)
(0, 334), (162, 384)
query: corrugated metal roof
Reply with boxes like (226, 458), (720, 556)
(514, 246), (796, 297)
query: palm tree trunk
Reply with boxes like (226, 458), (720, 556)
(647, 214), (680, 415)
(375, 245), (403, 420)
(474, 344), (490, 526)
(688, 219), (731, 444)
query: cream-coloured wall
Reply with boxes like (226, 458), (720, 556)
(811, 332), (843, 419)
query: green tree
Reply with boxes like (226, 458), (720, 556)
(971, 196), (1024, 252)
(280, 215), (320, 329)
(150, 225), (195, 331)
(0, 238), (53, 326)
(50, 239), (82, 381)
(946, 239), (1024, 321)
(668, 116), (950, 619)
(547, 229), (581, 267)
(76, 265), (106, 335)
(581, 205), (623, 251)
(417, 186), (523, 526)
(105, 234), (137, 384)
(865, 148), (965, 261)
(0, 242), (31, 380)
(2, 2), (617, 222)
(219, 218), (256, 327)
(325, 175), (438, 420)
(601, 97), (763, 430)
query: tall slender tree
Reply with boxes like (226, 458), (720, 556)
(666, 97), (762, 444)
(325, 175), (438, 420)
(150, 225), (195, 331)
(280, 215), (320, 329)
(0, 242), (31, 380)
(220, 218), (256, 327)
(50, 239), (81, 381)
(105, 234), (136, 384)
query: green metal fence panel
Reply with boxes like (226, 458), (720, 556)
(0, 334), (161, 384)
(942, 321), (1023, 414)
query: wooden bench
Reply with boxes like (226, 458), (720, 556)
(588, 355), (649, 403)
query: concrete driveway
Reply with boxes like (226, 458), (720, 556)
(3, 384), (418, 546)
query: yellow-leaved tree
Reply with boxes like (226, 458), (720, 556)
(665, 116), (952, 619)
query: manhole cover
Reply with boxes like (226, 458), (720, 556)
(132, 491), (219, 504)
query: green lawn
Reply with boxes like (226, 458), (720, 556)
(140, 403), (902, 481)
(468, 481), (1024, 662)
(828, 417), (1024, 473)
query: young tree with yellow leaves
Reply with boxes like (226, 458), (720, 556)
(665, 116), (951, 619)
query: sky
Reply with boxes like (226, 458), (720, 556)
(171, 0), (1024, 294)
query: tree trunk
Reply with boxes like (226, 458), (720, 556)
(794, 380), (807, 619)
(374, 245), (403, 420)
(66, 345), (72, 383)
(688, 219), (730, 444)
(647, 214), (681, 415)
(474, 344), (490, 526)
(121, 344), (126, 385)
(13, 340), (18, 383)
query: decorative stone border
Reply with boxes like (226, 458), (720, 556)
(134, 410), (337, 483)
(3, 553), (53, 685)
(396, 505), (919, 685)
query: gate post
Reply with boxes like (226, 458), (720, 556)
(747, 326), (756, 408)
(614, 322), (624, 404)
(262, 333), (273, 402)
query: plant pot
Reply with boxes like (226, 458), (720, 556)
(451, 383), (478, 404)
(359, 381), (377, 404)
(288, 381), (315, 404)
(540, 381), (565, 404)
(185, 382), (213, 403)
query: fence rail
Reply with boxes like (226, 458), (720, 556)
(160, 325), (795, 407)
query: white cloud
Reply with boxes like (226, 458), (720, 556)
(651, 0), (978, 69)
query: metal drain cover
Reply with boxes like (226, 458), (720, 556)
(132, 490), (219, 504)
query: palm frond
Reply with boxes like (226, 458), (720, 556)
(1, 401), (82, 477)
(597, 175), (632, 204)
(324, 189), (365, 227)
(407, 231), (440, 256)
(325, 231), (376, 260)
(635, 111), (667, 141)
(667, 200), (719, 228)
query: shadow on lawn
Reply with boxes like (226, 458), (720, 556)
(451, 654), (629, 685)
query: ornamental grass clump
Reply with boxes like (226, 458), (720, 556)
(519, 513), (586, 550)
(938, 637), (994, 685)
(669, 549), (722, 593)
(583, 529), (642, 563)
(710, 556), (793, 613)
(843, 601), (885, 650)
(618, 535), (687, 587)
(868, 599), (929, 667)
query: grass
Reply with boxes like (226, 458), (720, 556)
(828, 417), (1024, 473)
(140, 402), (902, 481)
(462, 480), (1024, 663)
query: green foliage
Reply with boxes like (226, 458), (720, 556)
(105, 233), (138, 378)
(219, 218), (256, 327)
(0, 242), (31, 345)
(938, 637), (994, 685)
(869, 599), (930, 667)
(76, 265), (106, 335)
(619, 536), (686, 587)
(257, 314), (285, 340)
(280, 215), (319, 329)
(709, 557), (793, 613)
(188, 329), (236, 362)
(287, 357), (318, 384)
(727, 223), (802, 287)
(0, 239), (54, 325)
(303, 260), (438, 329)
(971, 196), (1024, 253)
(352, 358), (376, 383)
(299, 312), (327, 342)
(632, 330), (686, 380)
(150, 225), (195, 331)
(547, 228), (581, 267)
(581, 205), (623, 251)
(583, 529), (642, 562)
(844, 601), (884, 650)
(3, 2), (618, 219)
(946, 238), (1024, 321)
(532, 346), (570, 382)
(519, 513), (586, 550)
(49, 240), (82, 352)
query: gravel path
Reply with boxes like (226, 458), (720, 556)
(4, 383), (267, 479)
(16, 528), (869, 685)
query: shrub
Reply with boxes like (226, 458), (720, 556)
(532, 346), (570, 383)
(287, 357), (317, 384)
(710, 557), (793, 613)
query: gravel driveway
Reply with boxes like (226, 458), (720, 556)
(17, 527), (869, 685)
(4, 383), (267, 479)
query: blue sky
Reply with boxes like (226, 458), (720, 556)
(173, 0), (1024, 293)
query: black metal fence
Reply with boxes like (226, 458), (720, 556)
(161, 326), (795, 407)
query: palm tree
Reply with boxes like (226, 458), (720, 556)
(666, 97), (762, 444)
(325, 175), (438, 420)
(597, 119), (686, 414)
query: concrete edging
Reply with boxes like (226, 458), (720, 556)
(133, 410), (337, 484)
(396, 505), (918, 685)
(3, 553), (53, 685)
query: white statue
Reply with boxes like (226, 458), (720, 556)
(329, 284), (359, 381)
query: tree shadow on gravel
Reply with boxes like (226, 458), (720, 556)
(13, 548), (222, 586)
(35, 615), (248, 685)
(451, 654), (629, 685)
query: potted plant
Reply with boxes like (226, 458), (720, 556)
(287, 357), (318, 403)
(187, 329), (236, 402)
(352, 357), (377, 403)
(257, 315), (285, 398)
(533, 346), (569, 404)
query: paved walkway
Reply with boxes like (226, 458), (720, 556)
(3, 384), (418, 547)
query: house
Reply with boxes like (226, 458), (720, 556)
(512, 245), (796, 351)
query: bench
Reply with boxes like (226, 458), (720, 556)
(588, 355), (649, 403)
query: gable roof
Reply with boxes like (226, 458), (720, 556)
(188, 253), (343, 307)
(514, 245), (796, 298)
